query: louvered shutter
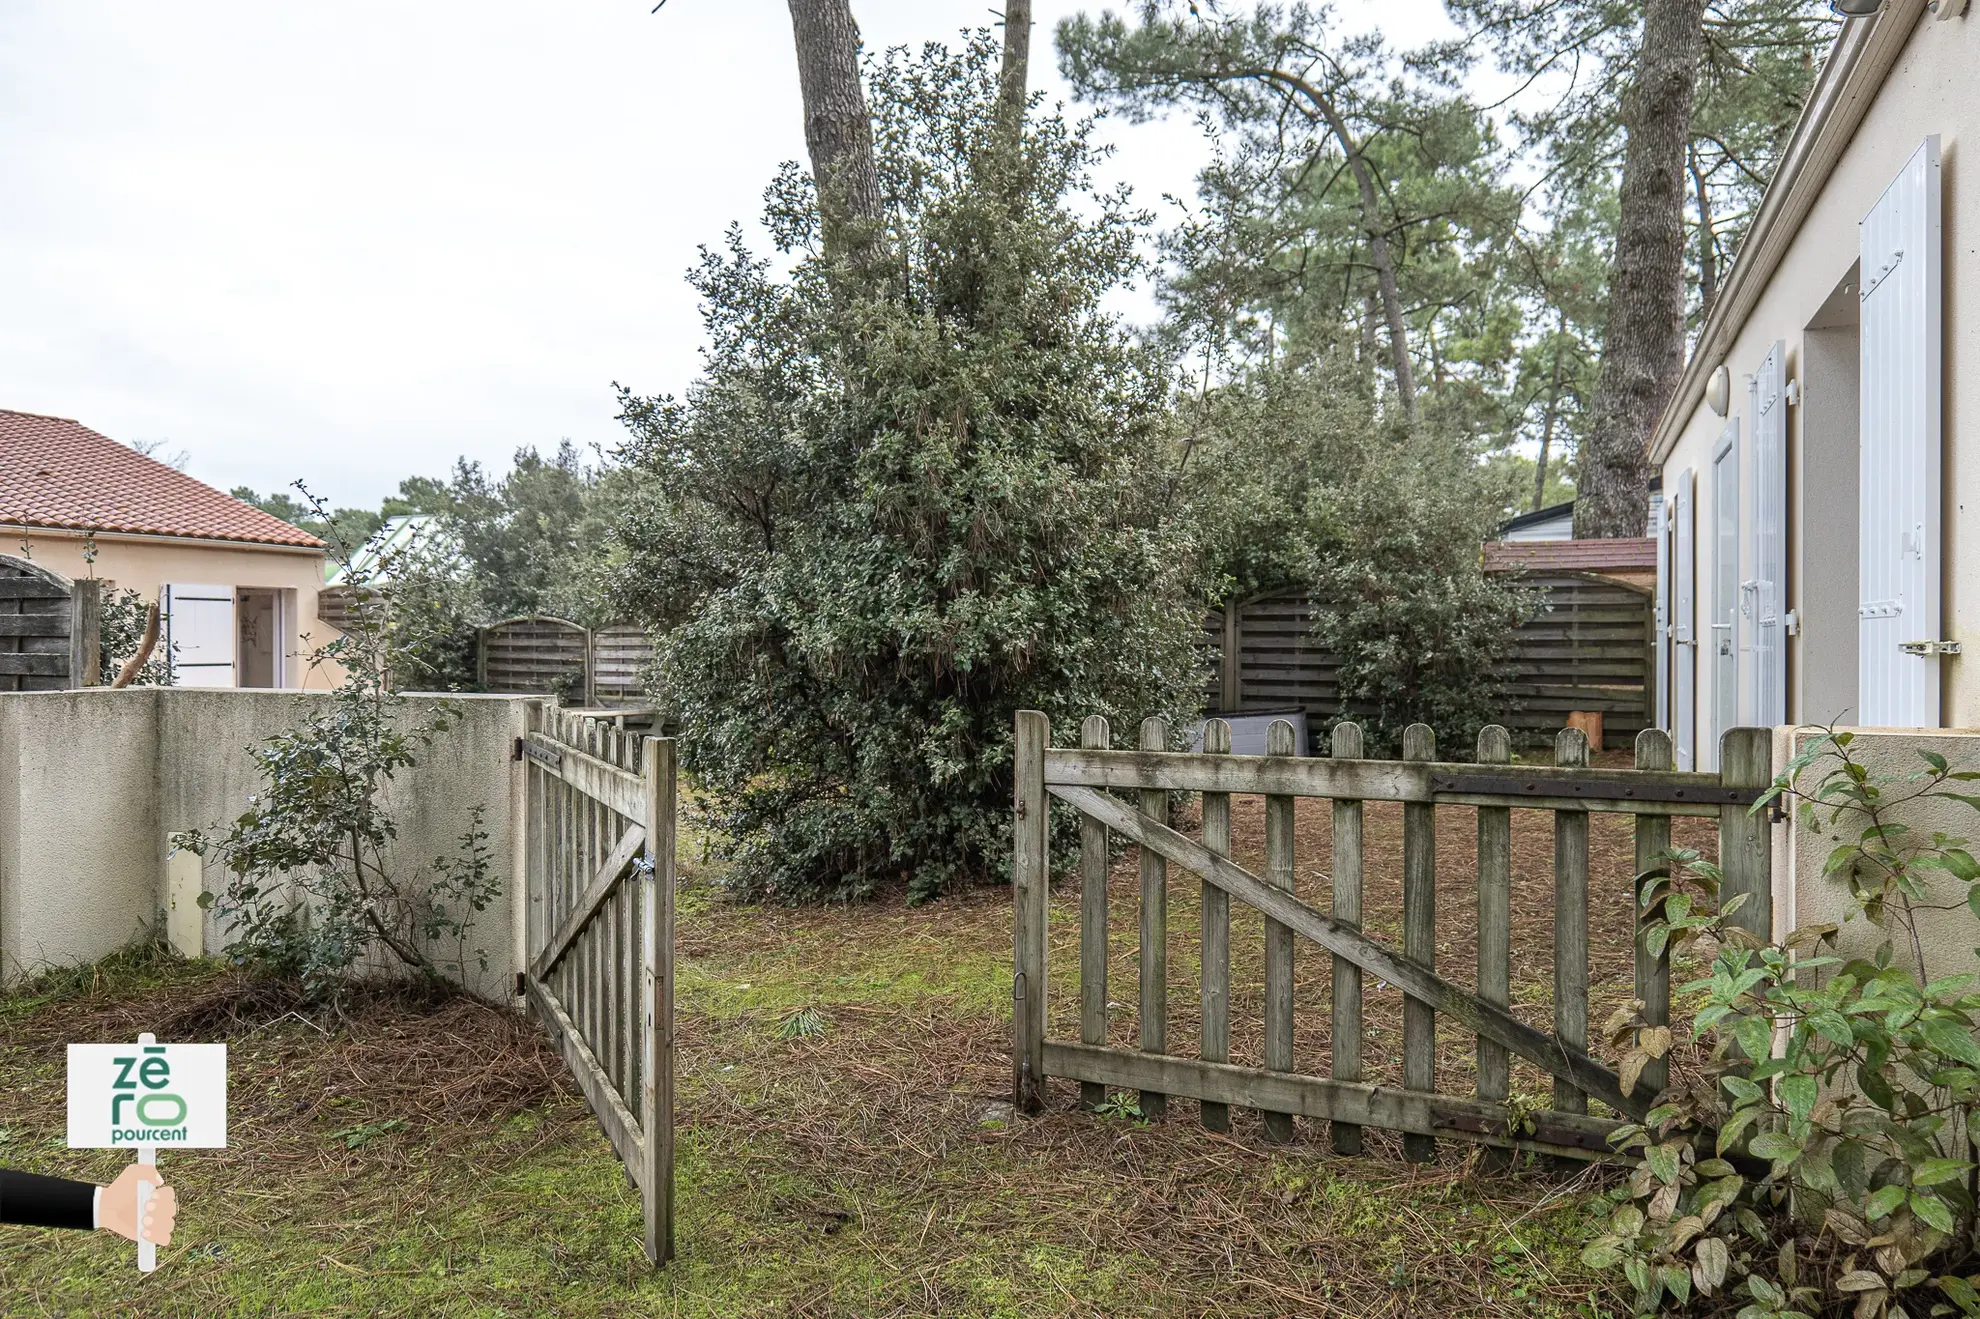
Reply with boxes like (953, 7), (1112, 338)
(164, 583), (237, 688)
(1655, 497), (1671, 731)
(1670, 469), (1697, 771)
(1709, 423), (1741, 771)
(1747, 341), (1787, 726)
(1859, 137), (1943, 727)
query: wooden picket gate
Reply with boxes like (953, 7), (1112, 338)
(519, 707), (675, 1264)
(1011, 711), (1775, 1161)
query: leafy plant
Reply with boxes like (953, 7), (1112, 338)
(1096, 1091), (1146, 1122)
(609, 33), (1204, 902)
(774, 1006), (827, 1041)
(1586, 729), (1980, 1318)
(183, 487), (500, 995)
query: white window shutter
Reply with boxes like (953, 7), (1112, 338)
(1747, 341), (1787, 727)
(164, 584), (237, 688)
(1859, 136), (1943, 727)
(1670, 468), (1697, 771)
(1710, 422), (1741, 770)
(1655, 497), (1671, 731)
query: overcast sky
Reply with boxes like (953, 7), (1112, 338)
(0, 1), (1464, 510)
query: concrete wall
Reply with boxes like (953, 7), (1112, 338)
(1659, 6), (1979, 737)
(0, 688), (534, 999)
(10, 527), (341, 690)
(1781, 727), (1980, 982)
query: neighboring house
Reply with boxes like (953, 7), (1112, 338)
(325, 512), (453, 586)
(1650, 0), (1975, 771)
(1497, 480), (1663, 545)
(0, 408), (337, 688)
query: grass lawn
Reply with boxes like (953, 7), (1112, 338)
(0, 793), (1667, 1318)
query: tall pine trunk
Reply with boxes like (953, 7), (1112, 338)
(1573, 0), (1706, 539)
(787, 0), (885, 273)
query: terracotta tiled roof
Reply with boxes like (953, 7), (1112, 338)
(0, 409), (323, 549)
(1481, 538), (1658, 575)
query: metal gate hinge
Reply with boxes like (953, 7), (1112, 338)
(513, 972), (527, 996)
(1900, 640), (1963, 657)
(512, 737), (524, 761)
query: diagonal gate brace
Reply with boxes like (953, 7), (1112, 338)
(531, 824), (647, 982)
(1047, 783), (1652, 1123)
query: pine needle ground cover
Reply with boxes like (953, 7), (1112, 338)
(0, 793), (1686, 1318)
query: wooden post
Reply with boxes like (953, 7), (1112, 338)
(476, 625), (489, 691)
(1634, 728), (1674, 1099)
(1719, 728), (1775, 943)
(1078, 715), (1111, 1112)
(1329, 720), (1365, 1155)
(640, 735), (676, 1266)
(1138, 715), (1170, 1119)
(68, 578), (101, 687)
(1401, 723), (1437, 1163)
(1553, 726), (1591, 1117)
(1220, 604), (1240, 711)
(1475, 724), (1513, 1168)
(1261, 718), (1298, 1143)
(1199, 717), (1232, 1132)
(1013, 710), (1050, 1113)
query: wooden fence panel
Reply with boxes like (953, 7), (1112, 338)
(481, 617), (590, 699)
(1019, 711), (1776, 1165)
(592, 625), (657, 707)
(1205, 572), (1656, 749)
(0, 555), (77, 691)
(522, 711), (675, 1265)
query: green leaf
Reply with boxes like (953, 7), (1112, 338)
(1749, 1131), (1801, 1163)
(1779, 1074), (1817, 1121)
(1911, 1191), (1956, 1233)
(1735, 1014), (1775, 1062)
(1918, 1015), (1980, 1066)
(1866, 1184), (1908, 1220)
(1911, 1157), (1972, 1187)
(1645, 1143), (1681, 1185)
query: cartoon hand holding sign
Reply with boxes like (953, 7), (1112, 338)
(63, 1032), (226, 1271)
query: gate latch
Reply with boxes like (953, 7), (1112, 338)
(1900, 640), (1963, 657)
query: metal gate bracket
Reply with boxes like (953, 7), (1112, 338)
(1900, 640), (1963, 657)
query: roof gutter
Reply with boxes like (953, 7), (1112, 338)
(1647, 0), (1925, 466)
(11, 524), (327, 555)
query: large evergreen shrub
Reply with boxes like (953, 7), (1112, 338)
(609, 35), (1203, 901)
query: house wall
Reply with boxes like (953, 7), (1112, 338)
(0, 689), (533, 1001)
(10, 526), (341, 689)
(1658, 6), (1978, 740)
(1781, 727), (1980, 984)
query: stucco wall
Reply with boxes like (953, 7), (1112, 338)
(0, 689), (533, 999)
(1783, 727), (1980, 982)
(9, 526), (341, 690)
(1659, 8), (1978, 738)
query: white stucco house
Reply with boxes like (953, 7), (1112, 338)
(1651, 0), (1976, 770)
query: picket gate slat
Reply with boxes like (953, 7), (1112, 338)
(1554, 727), (1593, 1118)
(1328, 721), (1366, 1156)
(1079, 715), (1111, 1113)
(1199, 718), (1233, 1133)
(1137, 716), (1170, 1120)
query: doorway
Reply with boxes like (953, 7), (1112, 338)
(236, 589), (283, 689)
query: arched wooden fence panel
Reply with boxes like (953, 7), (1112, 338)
(478, 616), (591, 699)
(0, 555), (98, 691)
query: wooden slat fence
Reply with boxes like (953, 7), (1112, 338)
(1206, 572), (1656, 749)
(480, 617), (591, 700)
(590, 625), (657, 707)
(476, 618), (659, 707)
(520, 707), (675, 1265)
(1012, 711), (1774, 1163)
(0, 555), (99, 691)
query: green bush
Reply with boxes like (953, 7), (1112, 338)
(184, 509), (499, 994)
(607, 35), (1204, 902)
(1586, 729), (1980, 1318)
